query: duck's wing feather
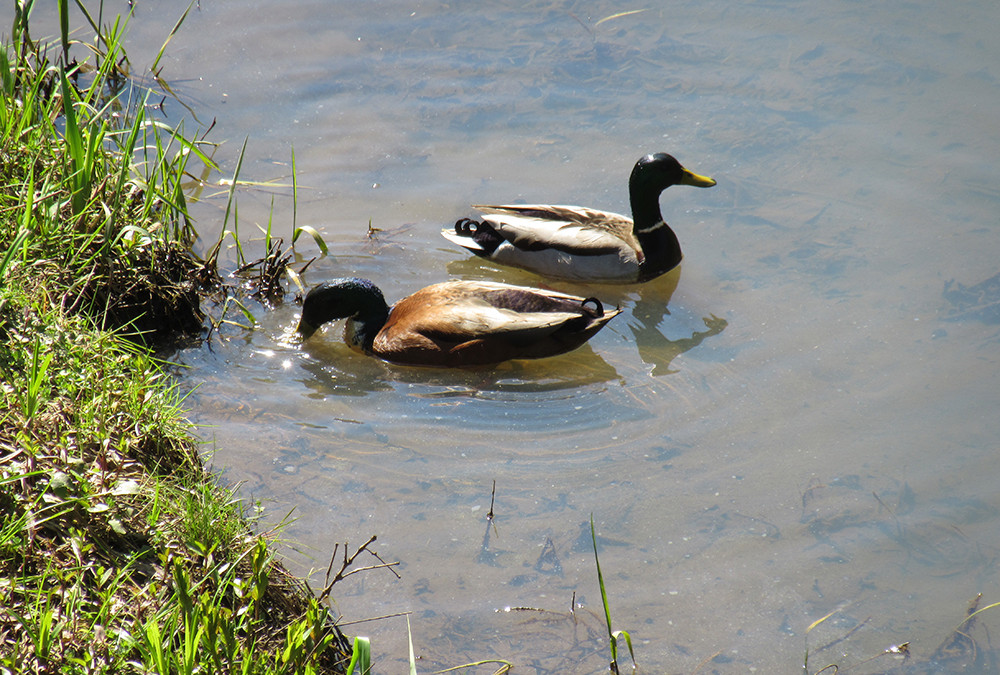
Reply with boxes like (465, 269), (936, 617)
(440, 226), (486, 251)
(474, 204), (638, 255)
(372, 281), (621, 365)
(378, 282), (617, 349)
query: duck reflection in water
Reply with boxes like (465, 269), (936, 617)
(442, 262), (727, 377)
(624, 267), (728, 376)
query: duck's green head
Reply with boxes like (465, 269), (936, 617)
(632, 153), (717, 193)
(297, 278), (390, 345)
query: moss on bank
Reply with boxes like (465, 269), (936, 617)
(1, 5), (350, 673)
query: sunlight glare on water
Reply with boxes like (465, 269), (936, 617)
(14, 0), (1000, 671)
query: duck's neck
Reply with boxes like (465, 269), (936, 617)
(343, 297), (390, 351)
(303, 278), (390, 350)
(630, 189), (681, 279)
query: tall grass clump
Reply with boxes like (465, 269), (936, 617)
(1, 3), (351, 672)
(2, 0), (219, 346)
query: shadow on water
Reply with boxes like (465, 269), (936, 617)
(295, 332), (623, 399)
(942, 270), (1000, 325)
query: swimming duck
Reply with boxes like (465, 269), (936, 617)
(296, 277), (621, 367)
(442, 153), (716, 283)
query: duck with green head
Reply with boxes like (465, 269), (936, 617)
(296, 278), (621, 367)
(442, 152), (716, 283)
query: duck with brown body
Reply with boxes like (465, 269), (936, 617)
(296, 278), (621, 367)
(442, 152), (716, 283)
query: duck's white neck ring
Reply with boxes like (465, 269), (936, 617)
(635, 219), (667, 234)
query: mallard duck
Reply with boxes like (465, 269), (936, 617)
(442, 152), (716, 283)
(296, 277), (621, 367)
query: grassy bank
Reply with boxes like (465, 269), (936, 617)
(1, 4), (350, 673)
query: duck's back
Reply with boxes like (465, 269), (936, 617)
(373, 281), (619, 365)
(476, 204), (639, 250)
(466, 206), (641, 283)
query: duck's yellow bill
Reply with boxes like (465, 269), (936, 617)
(680, 168), (717, 188)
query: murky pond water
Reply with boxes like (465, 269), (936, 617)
(15, 0), (1000, 671)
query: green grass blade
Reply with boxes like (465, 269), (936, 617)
(345, 636), (371, 675)
(292, 225), (329, 256)
(264, 196), (275, 251)
(58, 0), (70, 63)
(955, 600), (1000, 631)
(434, 660), (514, 674)
(143, 119), (219, 169)
(59, 67), (83, 162)
(143, 618), (170, 673)
(1, 177), (33, 279)
(291, 145), (298, 233)
(594, 9), (648, 27)
(25, 336), (55, 421)
(218, 296), (257, 329)
(71, 0), (106, 48)
(221, 136), (249, 264)
(151, 0), (198, 73)
(12, 0), (35, 47)
(0, 42), (13, 97)
(407, 615), (417, 675)
(613, 629), (636, 670)
(590, 514), (617, 665)
(58, 65), (102, 218)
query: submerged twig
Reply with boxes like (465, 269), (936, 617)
(318, 535), (400, 602)
(810, 616), (871, 655)
(335, 610), (413, 628)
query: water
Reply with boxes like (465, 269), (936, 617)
(12, 0), (1000, 671)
